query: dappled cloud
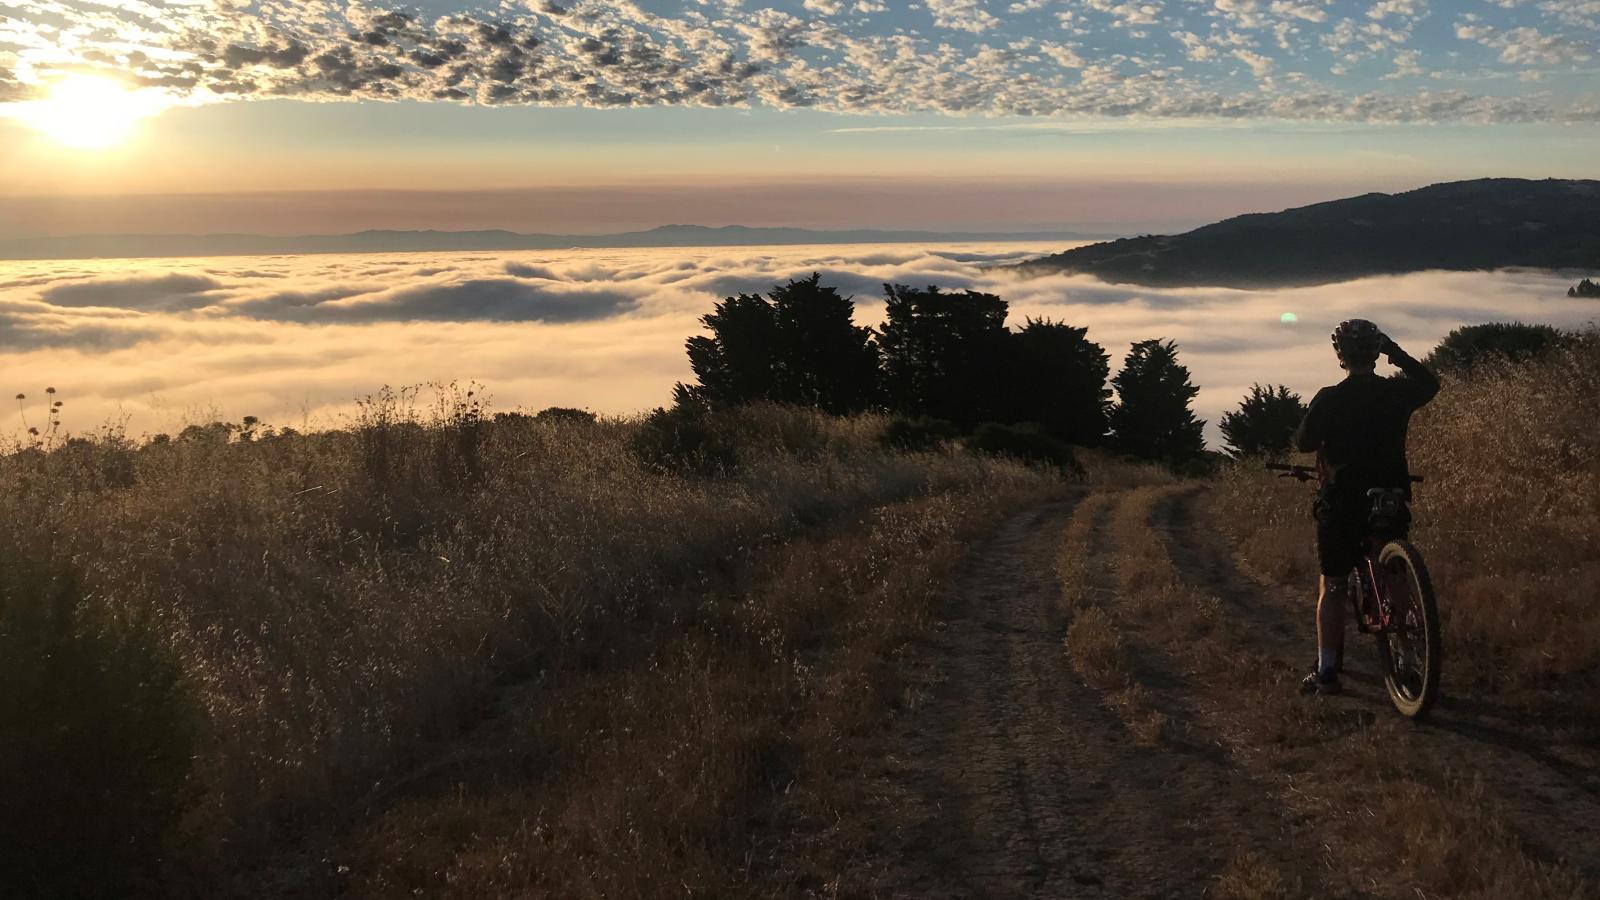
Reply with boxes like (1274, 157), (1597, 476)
(2, 243), (1596, 445)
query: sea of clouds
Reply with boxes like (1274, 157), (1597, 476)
(3, 243), (1596, 447)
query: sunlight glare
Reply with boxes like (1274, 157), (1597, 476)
(15, 75), (164, 150)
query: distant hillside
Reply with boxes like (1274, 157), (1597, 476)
(0, 224), (1110, 261)
(1015, 178), (1600, 288)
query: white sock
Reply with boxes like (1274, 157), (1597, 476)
(1318, 647), (1339, 678)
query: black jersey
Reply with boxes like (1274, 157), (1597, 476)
(1293, 349), (1439, 506)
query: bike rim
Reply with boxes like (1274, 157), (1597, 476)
(1383, 557), (1428, 702)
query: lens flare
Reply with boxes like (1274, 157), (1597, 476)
(13, 75), (165, 150)
(1280, 312), (1299, 323)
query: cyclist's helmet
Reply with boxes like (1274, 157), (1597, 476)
(1331, 318), (1381, 367)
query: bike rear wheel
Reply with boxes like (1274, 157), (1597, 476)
(1374, 540), (1441, 719)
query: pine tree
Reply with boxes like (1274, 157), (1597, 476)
(1109, 339), (1205, 463)
(767, 274), (880, 414)
(877, 284), (1010, 428)
(1005, 318), (1111, 445)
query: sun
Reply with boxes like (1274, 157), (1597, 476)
(15, 75), (163, 150)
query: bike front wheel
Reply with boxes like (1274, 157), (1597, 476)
(1374, 540), (1441, 719)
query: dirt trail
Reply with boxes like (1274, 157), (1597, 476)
(1157, 488), (1600, 884)
(864, 487), (1600, 898)
(872, 497), (1319, 898)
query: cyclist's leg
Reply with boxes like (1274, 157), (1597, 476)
(1312, 504), (1363, 681)
(1317, 574), (1348, 670)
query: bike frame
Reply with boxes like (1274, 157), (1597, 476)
(1265, 462), (1420, 635)
(1351, 543), (1397, 634)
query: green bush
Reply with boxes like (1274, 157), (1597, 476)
(967, 422), (1083, 475)
(630, 403), (740, 477)
(0, 551), (195, 899)
(534, 406), (599, 425)
(1424, 321), (1569, 373)
(880, 416), (959, 452)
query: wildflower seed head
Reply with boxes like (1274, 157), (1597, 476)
(45, 387), (55, 394)
(14, 393), (23, 400)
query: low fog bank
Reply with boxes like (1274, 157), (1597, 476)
(3, 243), (1595, 446)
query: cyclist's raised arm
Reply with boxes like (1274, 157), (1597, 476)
(1382, 335), (1439, 408)
(1294, 387), (1330, 453)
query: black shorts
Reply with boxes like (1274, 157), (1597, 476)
(1313, 495), (1410, 577)
(1314, 501), (1368, 578)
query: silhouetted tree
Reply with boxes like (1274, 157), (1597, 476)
(1109, 339), (1205, 464)
(534, 407), (598, 424)
(675, 274), (879, 414)
(1004, 319), (1111, 445)
(877, 284), (1010, 428)
(1219, 383), (1306, 458)
(1423, 321), (1568, 373)
(1569, 278), (1600, 299)
(678, 292), (777, 407)
(768, 274), (880, 413)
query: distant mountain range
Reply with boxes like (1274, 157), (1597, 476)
(0, 224), (1111, 261)
(1014, 178), (1600, 288)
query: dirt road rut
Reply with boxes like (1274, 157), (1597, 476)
(859, 487), (1599, 899)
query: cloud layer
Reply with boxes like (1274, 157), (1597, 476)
(4, 243), (1596, 446)
(1, 1), (1597, 123)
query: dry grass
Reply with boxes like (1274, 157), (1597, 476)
(1211, 328), (1600, 707)
(344, 488), (1049, 898)
(0, 393), (1060, 895)
(1054, 490), (1113, 613)
(1064, 606), (1127, 689)
(1212, 852), (1291, 900)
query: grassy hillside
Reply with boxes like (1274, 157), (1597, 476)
(1, 395), (1061, 897)
(1213, 328), (1600, 708)
(5, 326), (1596, 896)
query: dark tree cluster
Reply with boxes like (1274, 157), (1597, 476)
(674, 274), (1211, 466)
(1569, 278), (1600, 299)
(675, 273), (879, 415)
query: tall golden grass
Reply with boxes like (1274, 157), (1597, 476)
(0, 392), (1060, 894)
(1212, 327), (1600, 708)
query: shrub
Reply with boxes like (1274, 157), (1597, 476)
(0, 551), (195, 899)
(630, 402), (740, 477)
(1219, 384), (1306, 458)
(534, 406), (598, 425)
(1423, 321), (1568, 373)
(967, 422), (1083, 475)
(880, 415), (959, 452)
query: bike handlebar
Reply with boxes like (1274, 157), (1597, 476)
(1263, 462), (1423, 484)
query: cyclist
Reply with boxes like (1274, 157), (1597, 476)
(1292, 319), (1439, 695)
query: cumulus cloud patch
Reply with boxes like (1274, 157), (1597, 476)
(0, 0), (1597, 123)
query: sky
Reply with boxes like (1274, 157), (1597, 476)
(1, 1), (1597, 235)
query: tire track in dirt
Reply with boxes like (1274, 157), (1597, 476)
(877, 494), (1318, 898)
(1161, 487), (1600, 887)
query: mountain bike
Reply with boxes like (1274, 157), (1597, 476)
(1267, 463), (1442, 719)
